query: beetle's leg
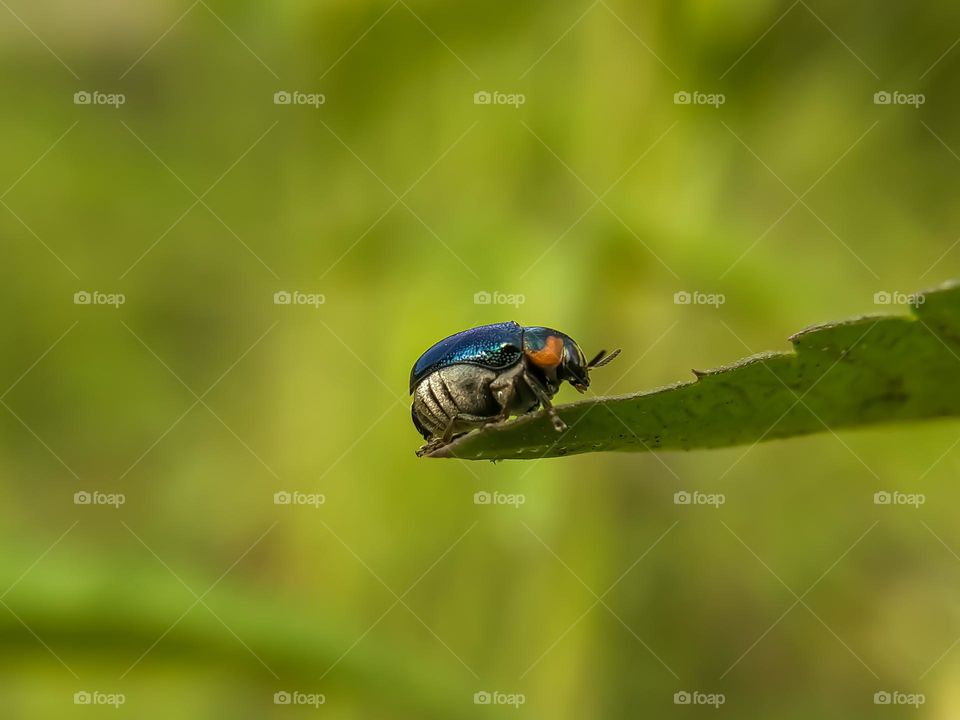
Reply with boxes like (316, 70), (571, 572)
(440, 413), (500, 443)
(522, 370), (567, 432)
(417, 410), (503, 455)
(416, 437), (448, 457)
(416, 410), (509, 455)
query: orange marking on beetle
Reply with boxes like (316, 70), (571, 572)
(526, 335), (564, 369)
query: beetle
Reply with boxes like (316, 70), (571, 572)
(409, 321), (620, 455)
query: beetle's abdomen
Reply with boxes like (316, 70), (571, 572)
(411, 365), (500, 439)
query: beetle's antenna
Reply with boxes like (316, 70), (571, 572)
(587, 348), (621, 368)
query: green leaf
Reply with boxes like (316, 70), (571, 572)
(428, 281), (960, 461)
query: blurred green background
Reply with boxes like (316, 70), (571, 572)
(1, 0), (959, 717)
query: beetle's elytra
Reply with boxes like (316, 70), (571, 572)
(409, 322), (620, 455)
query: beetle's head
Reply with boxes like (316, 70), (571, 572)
(522, 327), (620, 393)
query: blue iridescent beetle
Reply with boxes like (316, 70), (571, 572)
(410, 322), (620, 455)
